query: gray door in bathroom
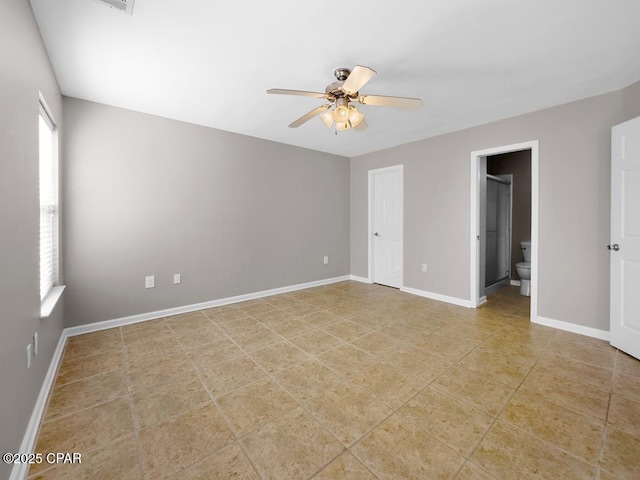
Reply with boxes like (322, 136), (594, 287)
(610, 116), (640, 360)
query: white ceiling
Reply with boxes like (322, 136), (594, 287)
(30, 0), (640, 157)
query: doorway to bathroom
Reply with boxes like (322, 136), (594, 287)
(470, 141), (538, 322)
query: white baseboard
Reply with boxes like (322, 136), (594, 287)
(510, 279), (521, 286)
(10, 332), (68, 480)
(533, 315), (610, 341)
(349, 275), (371, 284)
(400, 286), (473, 308)
(65, 275), (351, 337)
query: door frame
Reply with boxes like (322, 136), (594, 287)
(368, 164), (404, 285)
(470, 141), (539, 322)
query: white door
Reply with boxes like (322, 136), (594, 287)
(610, 116), (640, 359)
(371, 166), (403, 288)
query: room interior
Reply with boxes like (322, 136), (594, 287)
(2, 0), (640, 479)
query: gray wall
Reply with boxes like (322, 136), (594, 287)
(62, 98), (350, 327)
(0, 1), (65, 478)
(351, 83), (640, 331)
(487, 150), (532, 280)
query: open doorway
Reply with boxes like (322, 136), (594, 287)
(470, 141), (539, 322)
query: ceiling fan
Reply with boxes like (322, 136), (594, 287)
(267, 65), (422, 132)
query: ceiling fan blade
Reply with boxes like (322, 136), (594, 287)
(288, 104), (332, 128)
(267, 89), (329, 99)
(358, 94), (422, 109)
(341, 65), (377, 95)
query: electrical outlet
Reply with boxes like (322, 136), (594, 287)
(26, 344), (32, 369)
(173, 273), (181, 285)
(33, 332), (38, 356)
(421, 264), (427, 272)
(145, 275), (155, 288)
(323, 256), (329, 265)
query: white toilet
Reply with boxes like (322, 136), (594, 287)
(515, 241), (531, 296)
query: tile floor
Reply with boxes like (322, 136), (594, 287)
(28, 282), (640, 479)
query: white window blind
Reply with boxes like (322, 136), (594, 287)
(39, 101), (58, 301)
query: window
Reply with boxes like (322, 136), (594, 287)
(39, 99), (59, 301)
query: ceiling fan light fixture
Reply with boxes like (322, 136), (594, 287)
(319, 110), (334, 128)
(348, 106), (364, 128)
(332, 97), (350, 123)
(333, 105), (349, 123)
(335, 122), (350, 131)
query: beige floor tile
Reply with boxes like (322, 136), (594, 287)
(324, 301), (368, 319)
(54, 349), (124, 386)
(376, 325), (427, 344)
(239, 301), (281, 318)
(281, 302), (320, 316)
(249, 340), (310, 373)
(174, 443), (259, 479)
(600, 427), (640, 480)
(305, 382), (393, 446)
(216, 377), (298, 436)
(273, 359), (344, 402)
(314, 452), (379, 480)
(471, 421), (596, 480)
(45, 370), (128, 421)
(131, 375), (211, 429)
(33, 397), (134, 473)
(187, 337), (246, 365)
(350, 362), (424, 409)
(302, 310), (344, 328)
(203, 306), (250, 323)
(138, 403), (233, 480)
(399, 385), (494, 456)
(32, 283), (640, 480)
(318, 344), (379, 378)
(535, 353), (613, 391)
(613, 371), (640, 403)
(616, 351), (640, 379)
(351, 415), (465, 480)
(322, 320), (372, 342)
(228, 325), (283, 352)
(433, 365), (515, 416)
(289, 329), (344, 356)
(267, 317), (314, 338)
(411, 332), (481, 362)
(27, 463), (82, 479)
(164, 312), (212, 333)
(350, 312), (394, 331)
(121, 320), (172, 343)
(607, 394), (640, 439)
(216, 317), (262, 335)
(476, 339), (545, 366)
(127, 350), (199, 393)
(242, 407), (344, 480)
(546, 339), (616, 369)
(455, 462), (498, 480)
(520, 369), (610, 421)
(174, 324), (225, 350)
(124, 335), (183, 365)
(380, 343), (453, 381)
(81, 434), (143, 480)
(63, 329), (123, 361)
(500, 391), (604, 463)
(350, 331), (400, 356)
(458, 348), (531, 388)
(555, 330), (613, 352)
(196, 355), (265, 397)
